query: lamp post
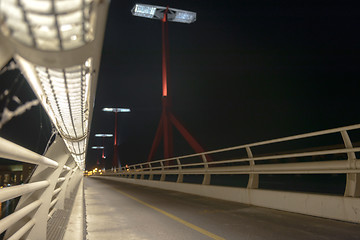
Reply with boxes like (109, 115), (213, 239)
(91, 146), (104, 166)
(102, 107), (131, 169)
(131, 4), (206, 163)
(94, 133), (113, 159)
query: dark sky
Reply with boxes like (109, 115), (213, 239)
(86, 0), (359, 168)
(1, 1), (359, 169)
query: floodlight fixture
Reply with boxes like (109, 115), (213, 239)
(131, 4), (196, 24)
(95, 134), (113, 137)
(102, 107), (131, 113)
(91, 146), (104, 149)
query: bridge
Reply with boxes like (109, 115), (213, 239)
(0, 1), (359, 240)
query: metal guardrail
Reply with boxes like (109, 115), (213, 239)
(0, 136), (83, 240)
(104, 124), (360, 197)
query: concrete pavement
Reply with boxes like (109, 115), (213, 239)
(84, 177), (360, 240)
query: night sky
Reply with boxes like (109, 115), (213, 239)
(1, 1), (359, 169)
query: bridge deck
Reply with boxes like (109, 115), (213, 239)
(84, 177), (360, 240)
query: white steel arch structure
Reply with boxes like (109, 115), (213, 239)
(0, 0), (110, 239)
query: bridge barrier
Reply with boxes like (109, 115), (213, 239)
(100, 124), (360, 223)
(0, 136), (83, 240)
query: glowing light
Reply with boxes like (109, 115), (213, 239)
(132, 4), (156, 18)
(102, 108), (131, 113)
(39, 26), (51, 32)
(95, 134), (113, 137)
(131, 4), (196, 24)
(91, 146), (104, 149)
(173, 11), (196, 23)
(60, 24), (73, 31)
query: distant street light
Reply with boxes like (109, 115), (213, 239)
(132, 4), (206, 163)
(91, 146), (104, 149)
(91, 146), (104, 166)
(102, 108), (130, 113)
(102, 107), (131, 169)
(95, 133), (113, 159)
(95, 134), (114, 137)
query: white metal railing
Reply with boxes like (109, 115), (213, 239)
(103, 124), (360, 197)
(0, 138), (58, 168)
(0, 135), (83, 240)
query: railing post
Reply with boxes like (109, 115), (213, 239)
(202, 154), (210, 185)
(160, 161), (166, 181)
(140, 164), (144, 179)
(133, 166), (137, 179)
(149, 163), (153, 180)
(54, 157), (73, 210)
(66, 166), (82, 199)
(246, 146), (259, 189)
(341, 130), (359, 197)
(176, 158), (183, 183)
(65, 162), (77, 199)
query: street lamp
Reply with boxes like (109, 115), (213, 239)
(91, 146), (104, 166)
(94, 133), (113, 159)
(102, 107), (131, 169)
(91, 146), (104, 149)
(95, 134), (114, 137)
(131, 4), (206, 163)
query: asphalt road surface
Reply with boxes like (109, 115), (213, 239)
(84, 177), (360, 240)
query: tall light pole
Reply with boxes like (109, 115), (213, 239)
(102, 107), (131, 169)
(94, 133), (113, 167)
(91, 146), (104, 166)
(132, 4), (207, 162)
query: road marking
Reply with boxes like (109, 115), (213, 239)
(114, 188), (225, 240)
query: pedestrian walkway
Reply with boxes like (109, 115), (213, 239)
(84, 177), (360, 240)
